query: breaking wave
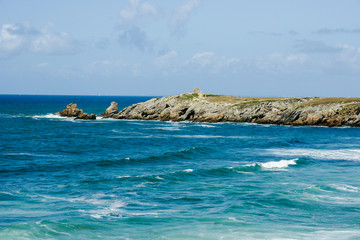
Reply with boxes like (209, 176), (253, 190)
(267, 148), (360, 161)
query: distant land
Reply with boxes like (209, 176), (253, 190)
(58, 88), (360, 127)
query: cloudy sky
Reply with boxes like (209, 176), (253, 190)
(1, 0), (360, 96)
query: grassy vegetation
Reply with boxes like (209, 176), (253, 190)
(179, 93), (199, 101)
(299, 97), (360, 107)
(179, 93), (360, 110)
(203, 94), (290, 105)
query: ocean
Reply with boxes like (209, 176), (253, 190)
(1, 95), (360, 240)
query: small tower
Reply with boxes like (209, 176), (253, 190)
(193, 87), (203, 98)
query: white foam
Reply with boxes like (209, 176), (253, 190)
(196, 124), (216, 128)
(96, 116), (118, 121)
(32, 114), (69, 119)
(268, 148), (360, 161)
(89, 200), (125, 219)
(4, 152), (52, 157)
(0, 113), (27, 118)
(153, 126), (181, 131)
(175, 135), (248, 139)
(183, 169), (194, 173)
(0, 191), (14, 196)
(116, 175), (131, 179)
(129, 212), (159, 216)
(331, 184), (360, 193)
(37, 222), (71, 236)
(247, 159), (298, 170)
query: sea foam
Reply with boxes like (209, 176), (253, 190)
(247, 159), (298, 170)
(268, 148), (360, 161)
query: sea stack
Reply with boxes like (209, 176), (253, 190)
(57, 103), (96, 120)
(58, 103), (83, 117)
(101, 101), (118, 117)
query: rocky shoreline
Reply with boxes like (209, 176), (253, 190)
(57, 89), (360, 127)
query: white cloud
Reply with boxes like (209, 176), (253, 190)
(154, 50), (178, 66)
(0, 24), (25, 55)
(170, 0), (201, 34)
(294, 40), (342, 53)
(119, 0), (158, 24)
(85, 59), (132, 77)
(31, 32), (80, 55)
(335, 44), (360, 70)
(187, 52), (215, 67)
(0, 23), (81, 56)
(253, 53), (308, 72)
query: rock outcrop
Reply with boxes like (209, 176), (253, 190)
(57, 92), (360, 126)
(109, 93), (360, 127)
(75, 113), (96, 120)
(58, 103), (83, 117)
(57, 103), (96, 120)
(100, 101), (118, 118)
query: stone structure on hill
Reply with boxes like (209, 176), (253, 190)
(193, 87), (203, 98)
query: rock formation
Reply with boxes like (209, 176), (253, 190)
(57, 103), (96, 120)
(75, 113), (96, 120)
(100, 101), (118, 117)
(109, 93), (360, 127)
(58, 103), (83, 117)
(57, 92), (360, 126)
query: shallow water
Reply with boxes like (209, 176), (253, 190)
(1, 95), (360, 239)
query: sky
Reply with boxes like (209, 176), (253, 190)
(0, 0), (360, 97)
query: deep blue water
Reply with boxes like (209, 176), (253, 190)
(1, 95), (360, 239)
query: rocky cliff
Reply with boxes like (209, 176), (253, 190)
(103, 90), (360, 127)
(57, 90), (360, 126)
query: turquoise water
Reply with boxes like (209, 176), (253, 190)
(1, 95), (360, 239)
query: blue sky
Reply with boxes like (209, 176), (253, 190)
(1, 0), (360, 96)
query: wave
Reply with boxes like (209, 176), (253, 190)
(0, 147), (208, 175)
(0, 113), (27, 118)
(32, 114), (68, 119)
(246, 159), (298, 170)
(330, 184), (360, 193)
(267, 148), (360, 161)
(163, 159), (300, 179)
(82, 146), (210, 168)
(173, 135), (249, 139)
(152, 126), (181, 131)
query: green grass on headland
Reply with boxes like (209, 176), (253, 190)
(179, 92), (360, 108)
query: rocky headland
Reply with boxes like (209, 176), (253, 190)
(57, 89), (360, 127)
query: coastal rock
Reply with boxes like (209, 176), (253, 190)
(112, 93), (360, 127)
(58, 103), (83, 117)
(75, 113), (96, 120)
(58, 103), (96, 120)
(101, 101), (118, 117)
(57, 94), (360, 126)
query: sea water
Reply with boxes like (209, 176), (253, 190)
(1, 95), (360, 239)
